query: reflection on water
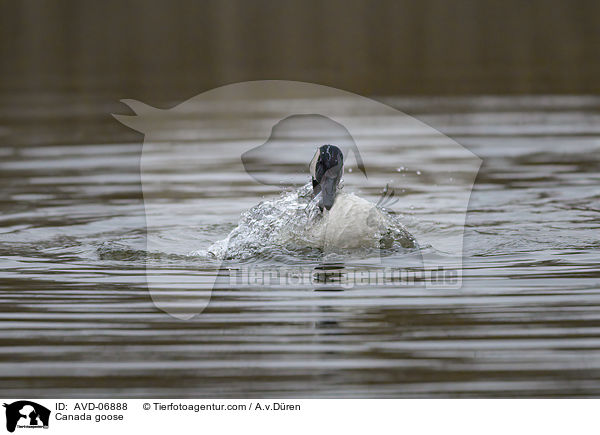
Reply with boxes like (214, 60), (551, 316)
(1, 95), (600, 397)
(312, 263), (346, 291)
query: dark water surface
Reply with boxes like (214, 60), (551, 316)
(1, 95), (599, 397)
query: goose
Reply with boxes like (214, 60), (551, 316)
(307, 145), (416, 250)
(206, 145), (416, 259)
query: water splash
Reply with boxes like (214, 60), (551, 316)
(205, 183), (417, 260)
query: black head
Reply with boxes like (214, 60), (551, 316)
(309, 145), (344, 210)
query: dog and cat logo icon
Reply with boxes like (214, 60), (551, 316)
(3, 401), (50, 432)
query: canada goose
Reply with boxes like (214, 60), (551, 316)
(206, 144), (416, 259)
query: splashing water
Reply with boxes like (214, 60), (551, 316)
(205, 183), (417, 260)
